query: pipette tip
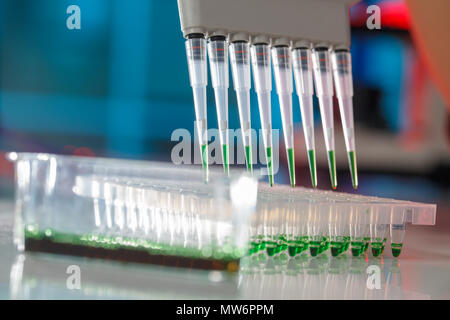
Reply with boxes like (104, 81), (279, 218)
(222, 144), (230, 176)
(348, 150), (358, 189)
(245, 145), (253, 173)
(327, 150), (337, 190)
(287, 148), (296, 188)
(307, 149), (317, 188)
(266, 147), (274, 187)
(201, 144), (209, 183)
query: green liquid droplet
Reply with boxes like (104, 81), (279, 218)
(245, 145), (253, 173)
(307, 149), (317, 188)
(327, 150), (337, 189)
(391, 243), (403, 258)
(348, 150), (358, 189)
(266, 147), (274, 186)
(222, 144), (229, 175)
(201, 144), (209, 183)
(287, 148), (295, 187)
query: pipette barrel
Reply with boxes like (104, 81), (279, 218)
(312, 47), (337, 189)
(230, 41), (253, 172)
(185, 34), (209, 181)
(208, 36), (230, 174)
(251, 43), (274, 185)
(272, 45), (295, 187)
(292, 47), (317, 188)
(331, 49), (358, 189)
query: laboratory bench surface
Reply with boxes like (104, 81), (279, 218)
(1, 198), (450, 300)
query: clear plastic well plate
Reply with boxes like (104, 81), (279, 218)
(7, 152), (436, 270)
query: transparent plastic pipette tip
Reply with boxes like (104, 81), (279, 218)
(348, 150), (358, 189)
(287, 148), (295, 187)
(201, 144), (209, 183)
(327, 150), (337, 190)
(307, 149), (317, 188)
(245, 145), (253, 173)
(222, 144), (229, 176)
(266, 147), (274, 187)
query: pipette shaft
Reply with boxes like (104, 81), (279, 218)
(230, 41), (253, 172)
(185, 33), (209, 181)
(251, 43), (274, 186)
(331, 49), (358, 189)
(272, 45), (295, 187)
(292, 47), (317, 188)
(208, 36), (230, 175)
(312, 47), (337, 189)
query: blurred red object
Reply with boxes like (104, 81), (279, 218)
(350, 0), (410, 30)
(73, 147), (95, 157)
(406, 0), (450, 110)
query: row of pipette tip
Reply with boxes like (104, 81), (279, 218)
(185, 33), (358, 190)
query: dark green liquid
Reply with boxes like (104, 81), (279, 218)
(391, 243), (403, 258)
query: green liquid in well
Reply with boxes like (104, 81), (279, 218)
(265, 241), (277, 256)
(391, 243), (403, 258)
(330, 241), (344, 257)
(371, 242), (383, 257)
(351, 241), (363, 257)
(309, 241), (321, 257)
(288, 246), (297, 257)
(24, 226), (243, 262)
(330, 246), (340, 257)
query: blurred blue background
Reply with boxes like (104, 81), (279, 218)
(0, 0), (448, 200)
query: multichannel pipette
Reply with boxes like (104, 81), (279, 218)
(251, 42), (274, 186)
(229, 40), (253, 172)
(292, 46), (317, 188)
(331, 48), (358, 189)
(312, 47), (337, 189)
(178, 0), (361, 188)
(185, 33), (209, 182)
(208, 35), (230, 175)
(272, 45), (295, 187)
